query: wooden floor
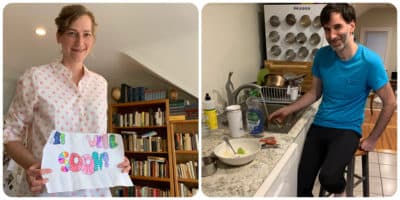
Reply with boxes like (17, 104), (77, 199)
(362, 109), (397, 153)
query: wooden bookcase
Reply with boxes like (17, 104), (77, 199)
(169, 120), (199, 197)
(108, 99), (175, 197)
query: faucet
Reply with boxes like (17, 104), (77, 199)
(229, 83), (263, 131)
(229, 83), (262, 105)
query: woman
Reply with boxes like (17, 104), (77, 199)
(3, 4), (131, 196)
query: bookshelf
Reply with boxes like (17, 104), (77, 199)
(108, 99), (175, 197)
(170, 120), (199, 197)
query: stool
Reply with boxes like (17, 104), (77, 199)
(319, 149), (369, 197)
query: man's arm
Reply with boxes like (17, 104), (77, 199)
(269, 76), (323, 122)
(360, 83), (397, 151)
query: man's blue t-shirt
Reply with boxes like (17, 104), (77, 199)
(312, 44), (388, 135)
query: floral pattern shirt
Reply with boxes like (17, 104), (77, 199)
(3, 61), (111, 197)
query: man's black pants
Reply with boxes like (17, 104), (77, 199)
(297, 124), (360, 196)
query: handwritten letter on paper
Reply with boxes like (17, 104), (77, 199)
(41, 131), (133, 193)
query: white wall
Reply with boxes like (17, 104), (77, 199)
(356, 6), (397, 76)
(202, 4), (263, 108)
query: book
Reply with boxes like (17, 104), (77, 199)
(141, 131), (157, 138)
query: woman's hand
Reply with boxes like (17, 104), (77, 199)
(25, 162), (52, 194)
(117, 157), (131, 173)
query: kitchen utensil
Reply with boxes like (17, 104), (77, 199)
(223, 136), (237, 154)
(285, 13), (296, 26)
(259, 136), (277, 145)
(261, 143), (280, 149)
(226, 72), (234, 105)
(284, 73), (306, 82)
(284, 32), (296, 44)
(270, 45), (281, 56)
(214, 138), (261, 166)
(298, 47), (309, 58)
(285, 49), (296, 61)
(269, 15), (280, 27)
(312, 16), (321, 28)
(299, 15), (311, 27)
(202, 156), (217, 177)
(268, 31), (280, 42)
(226, 105), (244, 138)
(309, 33), (321, 45)
(295, 32), (307, 45)
(264, 74), (286, 87)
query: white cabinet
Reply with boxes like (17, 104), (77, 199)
(257, 124), (309, 197)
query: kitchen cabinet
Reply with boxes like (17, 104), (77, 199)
(108, 99), (175, 197)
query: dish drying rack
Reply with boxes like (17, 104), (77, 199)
(261, 85), (302, 104)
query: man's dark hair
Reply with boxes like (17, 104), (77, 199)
(320, 3), (356, 26)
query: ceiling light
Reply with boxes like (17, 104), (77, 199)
(35, 27), (46, 36)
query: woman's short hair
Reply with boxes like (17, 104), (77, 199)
(55, 4), (97, 36)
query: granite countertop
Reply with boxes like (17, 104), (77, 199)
(201, 101), (320, 197)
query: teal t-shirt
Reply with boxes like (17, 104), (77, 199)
(312, 44), (388, 135)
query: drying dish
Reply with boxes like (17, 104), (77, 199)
(213, 138), (261, 166)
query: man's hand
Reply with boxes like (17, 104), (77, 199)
(359, 137), (378, 152)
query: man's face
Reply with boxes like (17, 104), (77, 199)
(322, 12), (355, 52)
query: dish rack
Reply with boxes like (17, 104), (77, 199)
(261, 85), (302, 104)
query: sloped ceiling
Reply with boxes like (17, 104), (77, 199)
(3, 3), (198, 113)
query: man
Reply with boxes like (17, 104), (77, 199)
(268, 3), (396, 197)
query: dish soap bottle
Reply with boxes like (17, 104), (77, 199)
(246, 94), (264, 137)
(203, 93), (218, 131)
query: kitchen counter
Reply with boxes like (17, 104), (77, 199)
(201, 101), (320, 197)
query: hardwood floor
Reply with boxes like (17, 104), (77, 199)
(362, 109), (397, 153)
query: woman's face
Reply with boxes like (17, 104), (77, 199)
(57, 15), (94, 65)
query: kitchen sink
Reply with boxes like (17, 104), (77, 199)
(264, 103), (306, 133)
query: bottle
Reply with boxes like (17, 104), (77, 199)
(203, 93), (218, 130)
(246, 95), (264, 137)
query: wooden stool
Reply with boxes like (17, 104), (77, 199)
(319, 149), (369, 197)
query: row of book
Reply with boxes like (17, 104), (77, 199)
(130, 156), (169, 178)
(179, 183), (198, 197)
(175, 132), (198, 151)
(112, 108), (166, 127)
(120, 83), (167, 103)
(121, 131), (167, 152)
(113, 185), (170, 197)
(177, 160), (198, 180)
(169, 99), (186, 116)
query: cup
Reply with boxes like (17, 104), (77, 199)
(226, 105), (244, 138)
(290, 87), (299, 101)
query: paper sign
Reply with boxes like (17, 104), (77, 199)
(41, 130), (133, 193)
